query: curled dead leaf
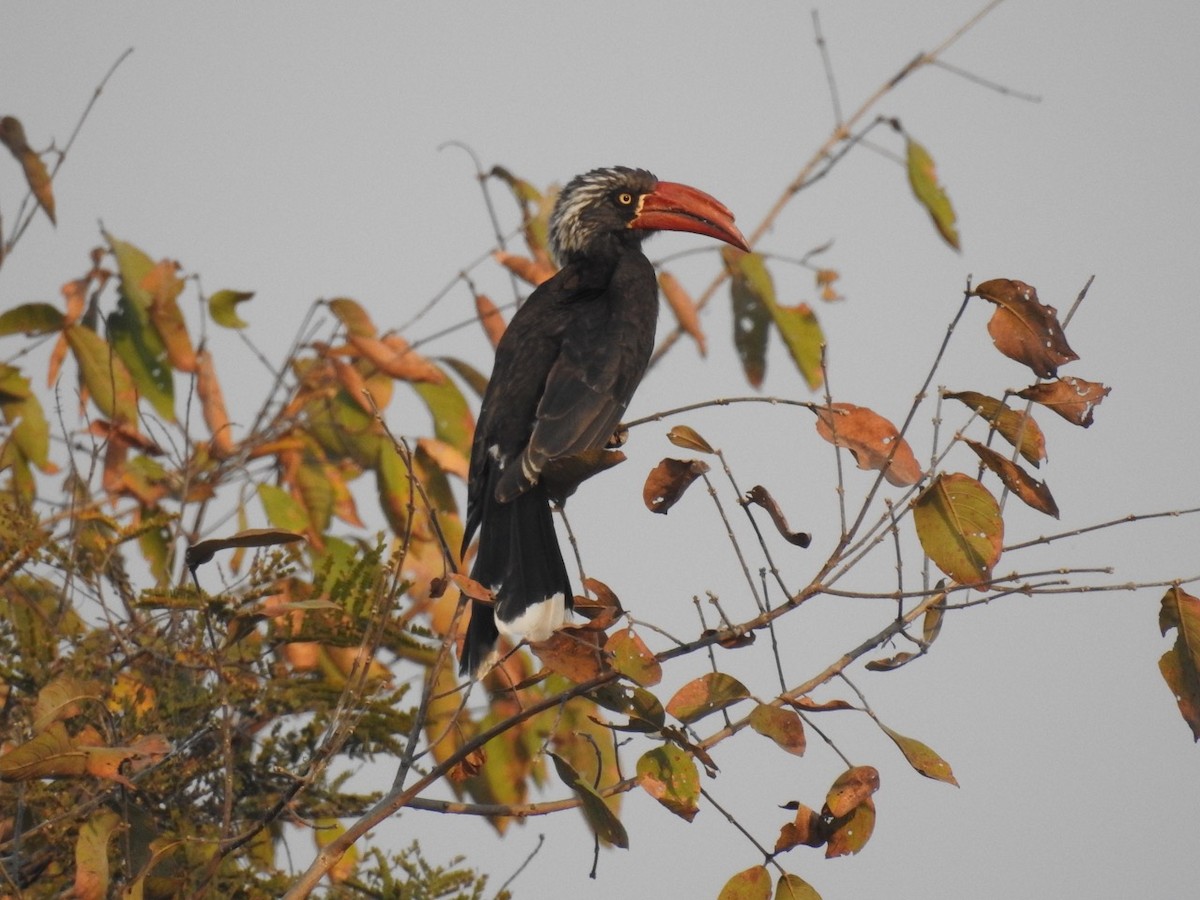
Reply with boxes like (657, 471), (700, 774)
(643, 457), (709, 514)
(744, 484), (811, 547)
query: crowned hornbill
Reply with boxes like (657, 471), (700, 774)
(459, 166), (749, 677)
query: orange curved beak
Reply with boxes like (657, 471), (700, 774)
(631, 180), (750, 251)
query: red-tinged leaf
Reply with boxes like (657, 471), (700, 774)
(73, 809), (121, 900)
(64, 324), (139, 425)
(723, 248), (772, 387)
(913, 473), (1003, 585)
(906, 137), (958, 250)
(531, 626), (608, 683)
(717, 865), (772, 900)
(659, 271), (707, 356)
(473, 292), (507, 348)
(944, 390), (1046, 466)
(1017, 377), (1111, 427)
(667, 424), (714, 454)
(965, 438), (1059, 518)
(666, 672), (750, 725)
(142, 259), (196, 373)
(0, 302), (65, 336)
(814, 403), (923, 486)
(880, 724), (958, 785)
(548, 752), (628, 848)
(783, 696), (853, 713)
(1159, 587), (1200, 740)
(636, 744), (700, 822)
(606, 628), (661, 687)
(494, 250), (556, 286)
(185, 528), (305, 576)
(643, 457), (709, 514)
(973, 279), (1078, 378)
(775, 873), (822, 900)
(824, 765), (880, 818)
(775, 804), (826, 853)
(745, 484), (812, 547)
(0, 116), (55, 224)
(328, 297), (377, 337)
(749, 703), (806, 756)
(824, 799), (875, 858)
(208, 289), (255, 329)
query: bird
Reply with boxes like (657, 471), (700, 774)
(459, 166), (749, 678)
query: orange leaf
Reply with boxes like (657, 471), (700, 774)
(348, 333), (446, 384)
(1017, 377), (1110, 428)
(824, 765), (880, 818)
(814, 403), (923, 486)
(0, 116), (55, 224)
(142, 259), (197, 372)
(658, 271), (707, 356)
(493, 250), (556, 286)
(530, 626), (608, 683)
(944, 390), (1046, 466)
(749, 703), (807, 756)
(195, 348), (235, 459)
(473, 292), (507, 348)
(973, 279), (1078, 378)
(643, 457), (709, 514)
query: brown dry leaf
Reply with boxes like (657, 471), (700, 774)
(783, 696), (854, 713)
(347, 333), (446, 384)
(195, 348), (235, 459)
(658, 271), (707, 356)
(1017, 377), (1111, 428)
(864, 651), (918, 671)
(749, 703), (806, 756)
(824, 798), (876, 859)
(530, 626), (609, 683)
(774, 803), (826, 852)
(575, 576), (624, 628)
(416, 436), (469, 480)
(493, 250), (556, 286)
(744, 485), (812, 547)
(965, 438), (1059, 518)
(447, 572), (494, 603)
(185, 528), (305, 577)
(643, 457), (710, 514)
(1159, 586), (1200, 741)
(814, 403), (923, 486)
(0, 116), (55, 224)
(973, 279), (1078, 378)
(944, 390), (1046, 466)
(473, 292), (507, 348)
(87, 419), (163, 455)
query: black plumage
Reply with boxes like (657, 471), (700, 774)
(459, 166), (748, 677)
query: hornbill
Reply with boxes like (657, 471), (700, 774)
(459, 166), (749, 677)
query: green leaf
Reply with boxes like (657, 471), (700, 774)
(0, 366), (50, 469)
(665, 672), (750, 725)
(74, 809), (122, 900)
(439, 356), (489, 399)
(257, 484), (311, 535)
(913, 473), (1003, 585)
(906, 137), (960, 250)
(724, 248), (772, 388)
(0, 302), (65, 336)
(413, 364), (474, 457)
(718, 866), (772, 900)
(105, 235), (175, 418)
(749, 703), (807, 756)
(768, 301), (824, 390)
(636, 744), (700, 821)
(548, 752), (629, 848)
(879, 724), (958, 785)
(606, 628), (661, 687)
(375, 441), (411, 536)
(64, 324), (139, 424)
(208, 289), (255, 329)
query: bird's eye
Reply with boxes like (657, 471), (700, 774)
(616, 192), (634, 206)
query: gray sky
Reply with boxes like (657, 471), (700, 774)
(3, 2), (1198, 897)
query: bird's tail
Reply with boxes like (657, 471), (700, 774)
(459, 479), (573, 677)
